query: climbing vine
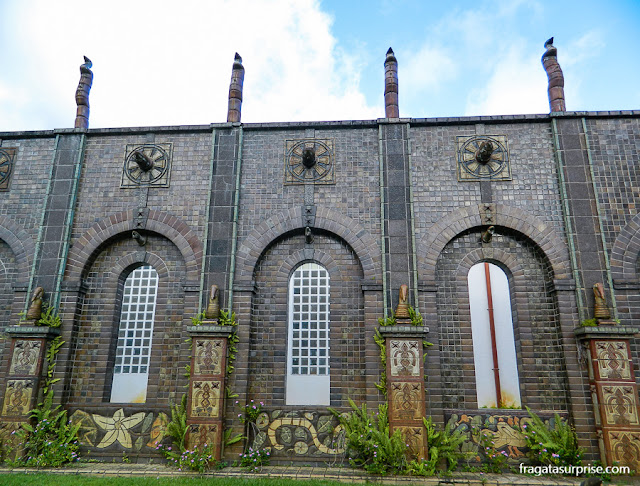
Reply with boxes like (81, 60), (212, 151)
(375, 306), (425, 396)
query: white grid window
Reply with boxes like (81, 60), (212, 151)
(114, 265), (157, 374)
(286, 262), (330, 405)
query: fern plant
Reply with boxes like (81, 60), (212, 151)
(11, 389), (80, 467)
(423, 416), (469, 472)
(37, 303), (62, 328)
(165, 395), (188, 453)
(520, 407), (583, 467)
(329, 399), (407, 475)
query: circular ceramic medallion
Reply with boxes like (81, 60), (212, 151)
(459, 136), (508, 179)
(124, 144), (170, 184)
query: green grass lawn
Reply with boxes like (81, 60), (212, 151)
(0, 475), (347, 486)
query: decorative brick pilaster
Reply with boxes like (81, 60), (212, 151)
(0, 325), (61, 447)
(575, 326), (640, 470)
(379, 323), (429, 460)
(186, 324), (234, 460)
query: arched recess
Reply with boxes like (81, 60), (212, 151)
(65, 232), (189, 410)
(611, 213), (640, 282)
(419, 204), (571, 284)
(435, 230), (569, 412)
(0, 216), (35, 378)
(234, 207), (381, 285)
(610, 213), (640, 386)
(65, 209), (202, 285)
(0, 215), (35, 283)
(246, 231), (367, 408)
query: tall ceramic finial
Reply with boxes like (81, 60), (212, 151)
(384, 47), (399, 118)
(542, 38), (566, 112)
(227, 53), (245, 123)
(75, 56), (93, 129)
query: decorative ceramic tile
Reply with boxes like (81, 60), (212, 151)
(191, 380), (221, 417)
(69, 409), (99, 447)
(187, 423), (220, 452)
(0, 420), (27, 451)
(606, 430), (640, 470)
(0, 147), (16, 191)
(389, 339), (421, 377)
(121, 143), (172, 188)
(390, 382), (423, 421)
(9, 340), (42, 376)
(147, 412), (169, 448)
(457, 135), (511, 181)
(396, 425), (425, 459)
(445, 411), (560, 459)
(602, 385), (639, 426)
(284, 139), (335, 185)
(1, 380), (34, 416)
(92, 408), (145, 448)
(595, 341), (631, 380)
(193, 339), (223, 375)
(261, 410), (344, 456)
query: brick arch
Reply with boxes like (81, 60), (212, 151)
(277, 249), (344, 283)
(234, 207), (381, 284)
(0, 215), (35, 282)
(419, 204), (570, 283)
(65, 209), (202, 284)
(611, 213), (640, 281)
(454, 248), (523, 282)
(108, 251), (171, 285)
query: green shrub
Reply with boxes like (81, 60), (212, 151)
(476, 428), (509, 473)
(329, 399), (407, 475)
(520, 407), (582, 467)
(239, 446), (270, 472)
(10, 389), (80, 467)
(424, 416), (469, 472)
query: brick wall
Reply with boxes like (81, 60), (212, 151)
(248, 232), (366, 408)
(65, 234), (188, 408)
(436, 229), (568, 411)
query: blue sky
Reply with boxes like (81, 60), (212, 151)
(1, 0), (639, 131)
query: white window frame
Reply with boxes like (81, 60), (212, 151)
(110, 264), (158, 403)
(468, 262), (521, 409)
(286, 262), (330, 405)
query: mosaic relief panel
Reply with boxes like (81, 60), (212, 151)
(595, 341), (631, 380)
(69, 409), (168, 451)
(602, 386), (640, 426)
(390, 382), (423, 421)
(606, 430), (640, 470)
(0, 147), (16, 191)
(284, 139), (335, 185)
(445, 411), (563, 460)
(250, 410), (345, 457)
(0, 420), (27, 456)
(121, 143), (172, 188)
(187, 423), (220, 451)
(396, 425), (425, 460)
(456, 135), (511, 182)
(191, 380), (221, 418)
(193, 339), (223, 375)
(1, 380), (34, 416)
(389, 339), (421, 377)
(8, 340), (42, 376)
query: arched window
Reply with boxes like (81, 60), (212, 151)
(468, 262), (521, 409)
(110, 264), (158, 403)
(286, 262), (330, 405)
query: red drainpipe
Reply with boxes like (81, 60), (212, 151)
(484, 262), (502, 407)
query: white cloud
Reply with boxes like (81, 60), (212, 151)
(464, 45), (549, 116)
(0, 0), (378, 131)
(401, 44), (458, 94)
(563, 30), (605, 67)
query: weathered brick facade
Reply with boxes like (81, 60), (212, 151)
(1, 50), (640, 468)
